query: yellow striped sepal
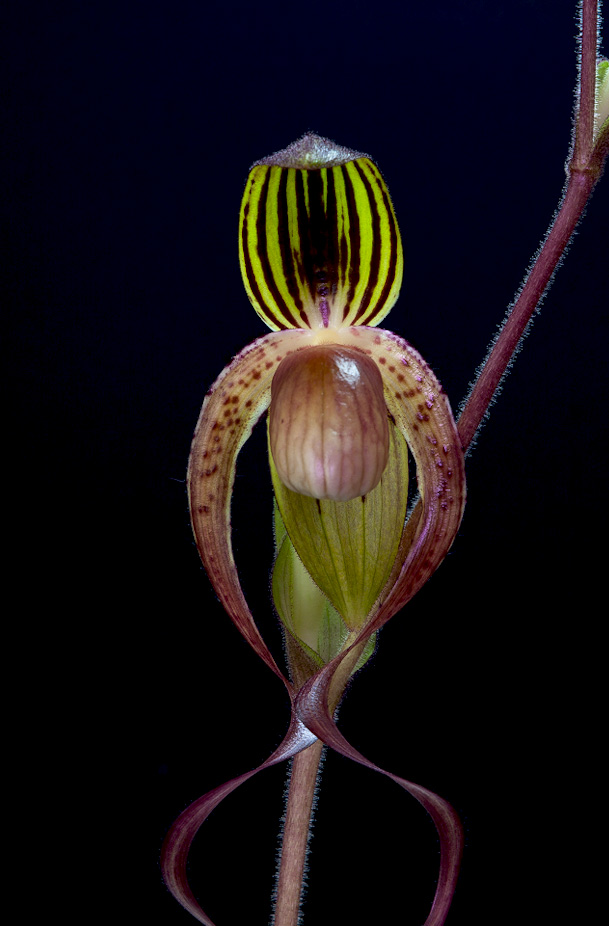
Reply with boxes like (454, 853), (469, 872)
(238, 134), (403, 332)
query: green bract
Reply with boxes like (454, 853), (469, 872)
(271, 502), (377, 680)
(595, 58), (609, 141)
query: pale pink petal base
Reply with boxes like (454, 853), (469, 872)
(161, 715), (316, 925)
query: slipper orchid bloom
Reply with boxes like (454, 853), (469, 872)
(190, 133), (466, 655)
(162, 133), (466, 926)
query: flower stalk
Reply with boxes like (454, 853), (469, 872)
(273, 740), (324, 926)
(458, 0), (607, 450)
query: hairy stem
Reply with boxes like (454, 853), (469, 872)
(457, 166), (597, 450)
(458, 0), (602, 450)
(273, 739), (325, 926)
(273, 634), (367, 925)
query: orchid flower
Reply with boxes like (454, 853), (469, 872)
(162, 5), (608, 923)
(162, 132), (466, 926)
(191, 133), (466, 673)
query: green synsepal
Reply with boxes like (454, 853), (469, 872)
(272, 502), (376, 677)
(270, 421), (409, 630)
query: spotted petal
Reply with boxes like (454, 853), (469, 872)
(341, 326), (466, 630)
(187, 327), (307, 679)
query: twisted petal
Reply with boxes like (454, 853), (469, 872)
(187, 327), (306, 679)
(161, 715), (316, 926)
(181, 324), (465, 926)
(295, 668), (463, 926)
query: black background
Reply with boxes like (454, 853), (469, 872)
(5, 1), (607, 924)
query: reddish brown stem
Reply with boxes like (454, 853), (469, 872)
(457, 166), (597, 451)
(457, 0), (602, 451)
(273, 739), (324, 926)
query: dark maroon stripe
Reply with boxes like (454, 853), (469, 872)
(350, 160), (382, 325)
(323, 167), (339, 306)
(241, 196), (269, 323)
(276, 168), (305, 323)
(340, 165), (362, 321)
(306, 169), (326, 301)
(295, 170), (315, 324)
(304, 169), (339, 318)
(371, 168), (400, 319)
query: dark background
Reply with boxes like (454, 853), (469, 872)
(5, 1), (607, 924)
